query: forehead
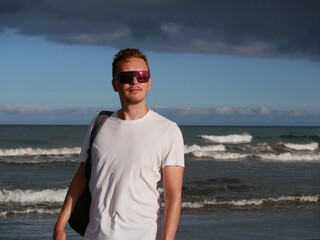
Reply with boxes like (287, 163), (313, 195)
(117, 57), (148, 73)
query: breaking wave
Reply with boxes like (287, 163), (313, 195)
(0, 208), (61, 216)
(234, 143), (275, 153)
(0, 188), (67, 203)
(192, 151), (249, 160)
(0, 188), (165, 204)
(181, 195), (319, 209)
(2, 192), (318, 215)
(0, 157), (78, 164)
(283, 142), (318, 151)
(200, 134), (252, 144)
(0, 147), (81, 156)
(184, 144), (226, 154)
(189, 150), (320, 161)
(257, 152), (320, 161)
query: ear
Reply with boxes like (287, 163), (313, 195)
(147, 77), (152, 91)
(112, 79), (118, 92)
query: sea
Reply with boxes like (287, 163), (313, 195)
(0, 125), (319, 240)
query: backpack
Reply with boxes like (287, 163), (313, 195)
(68, 111), (113, 236)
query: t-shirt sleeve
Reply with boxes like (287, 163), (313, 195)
(161, 123), (185, 168)
(78, 118), (96, 163)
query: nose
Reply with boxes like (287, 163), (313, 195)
(130, 76), (139, 85)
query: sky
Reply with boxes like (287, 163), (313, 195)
(0, 0), (319, 126)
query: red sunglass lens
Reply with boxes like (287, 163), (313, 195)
(118, 71), (149, 84)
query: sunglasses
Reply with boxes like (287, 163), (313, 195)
(114, 71), (150, 84)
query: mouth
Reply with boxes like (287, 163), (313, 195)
(128, 87), (142, 92)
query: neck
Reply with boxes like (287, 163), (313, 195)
(118, 103), (149, 120)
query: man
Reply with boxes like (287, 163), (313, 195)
(53, 48), (184, 240)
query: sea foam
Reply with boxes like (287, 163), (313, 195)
(0, 208), (61, 216)
(180, 195), (319, 209)
(200, 134), (252, 144)
(0, 147), (81, 156)
(258, 152), (320, 161)
(192, 151), (249, 160)
(0, 188), (67, 203)
(283, 142), (318, 151)
(184, 144), (226, 154)
(191, 152), (320, 161)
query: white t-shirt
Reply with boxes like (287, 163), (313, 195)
(78, 109), (185, 240)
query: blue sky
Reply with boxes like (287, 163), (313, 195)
(0, 1), (319, 126)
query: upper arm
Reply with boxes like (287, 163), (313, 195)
(161, 123), (185, 168)
(68, 162), (87, 199)
(78, 118), (96, 163)
(70, 162), (87, 188)
(75, 162), (86, 178)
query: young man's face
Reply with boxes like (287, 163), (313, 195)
(112, 57), (152, 105)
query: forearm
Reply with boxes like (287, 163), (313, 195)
(162, 194), (182, 240)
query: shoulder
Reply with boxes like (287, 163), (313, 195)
(149, 109), (176, 126)
(149, 109), (178, 128)
(148, 109), (182, 134)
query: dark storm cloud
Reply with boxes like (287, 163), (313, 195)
(1, 0), (320, 59)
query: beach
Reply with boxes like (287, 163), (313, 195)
(0, 125), (319, 239)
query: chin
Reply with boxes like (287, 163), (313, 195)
(123, 96), (145, 104)
(122, 92), (148, 104)
(126, 99), (145, 104)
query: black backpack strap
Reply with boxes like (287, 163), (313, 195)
(85, 111), (113, 178)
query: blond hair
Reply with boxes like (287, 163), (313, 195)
(112, 48), (150, 79)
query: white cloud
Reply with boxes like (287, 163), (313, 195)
(0, 103), (317, 125)
(238, 108), (255, 116)
(214, 106), (235, 115)
(258, 106), (272, 115)
(287, 110), (309, 117)
(151, 105), (311, 119)
(0, 103), (101, 116)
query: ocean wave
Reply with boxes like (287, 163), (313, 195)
(3, 195), (318, 216)
(180, 195), (319, 209)
(258, 152), (320, 161)
(282, 142), (318, 151)
(190, 150), (320, 161)
(185, 143), (320, 162)
(192, 151), (249, 160)
(1, 191), (318, 215)
(184, 144), (226, 154)
(0, 188), (67, 203)
(0, 147), (81, 157)
(200, 134), (252, 144)
(0, 188), (164, 204)
(233, 143), (275, 153)
(0, 208), (61, 216)
(0, 158), (79, 164)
